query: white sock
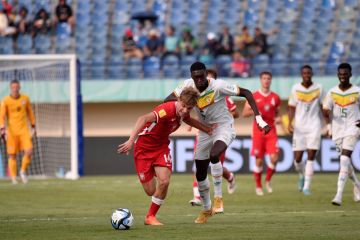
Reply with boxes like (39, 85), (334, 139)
(348, 163), (360, 187)
(267, 161), (275, 170)
(254, 165), (263, 173)
(336, 155), (350, 197)
(193, 186), (200, 198)
(294, 160), (304, 176)
(211, 162), (223, 198)
(198, 178), (211, 210)
(303, 160), (314, 190)
(151, 196), (164, 206)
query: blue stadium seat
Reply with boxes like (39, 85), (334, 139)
(127, 58), (143, 79)
(16, 34), (33, 54)
(143, 56), (161, 79)
(215, 55), (232, 77)
(0, 36), (14, 54)
(284, 0), (298, 9)
(244, 10), (258, 27)
(247, 0), (261, 10)
(163, 55), (180, 78)
(251, 54), (270, 76)
(34, 34), (51, 54)
(345, 0), (357, 6)
(35, 0), (51, 13)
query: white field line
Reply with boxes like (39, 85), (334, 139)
(0, 210), (358, 223)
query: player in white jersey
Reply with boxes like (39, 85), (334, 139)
(288, 65), (325, 195)
(165, 62), (270, 224)
(323, 63), (360, 206)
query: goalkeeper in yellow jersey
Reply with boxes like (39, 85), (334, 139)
(0, 80), (36, 184)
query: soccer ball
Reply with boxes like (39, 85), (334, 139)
(111, 208), (134, 230)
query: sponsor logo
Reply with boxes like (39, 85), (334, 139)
(158, 109), (167, 118)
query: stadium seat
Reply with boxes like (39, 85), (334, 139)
(127, 58), (143, 79)
(16, 34), (33, 54)
(143, 56), (161, 79)
(251, 54), (270, 76)
(215, 55), (232, 77)
(34, 34), (51, 54)
(163, 55), (180, 78)
(0, 36), (14, 54)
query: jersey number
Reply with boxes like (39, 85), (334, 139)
(340, 108), (347, 118)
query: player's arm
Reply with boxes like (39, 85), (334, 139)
(322, 108), (332, 138)
(117, 112), (157, 155)
(241, 101), (253, 118)
(238, 87), (270, 133)
(183, 116), (215, 135)
(26, 97), (36, 135)
(287, 105), (295, 134)
(0, 100), (6, 140)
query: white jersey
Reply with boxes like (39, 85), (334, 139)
(323, 84), (360, 140)
(288, 82), (325, 133)
(174, 78), (239, 125)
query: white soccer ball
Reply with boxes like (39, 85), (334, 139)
(111, 208), (134, 230)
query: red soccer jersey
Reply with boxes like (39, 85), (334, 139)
(225, 96), (237, 112)
(136, 101), (181, 150)
(252, 90), (280, 131)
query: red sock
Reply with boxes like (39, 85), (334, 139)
(266, 167), (275, 182)
(146, 202), (161, 217)
(253, 172), (262, 188)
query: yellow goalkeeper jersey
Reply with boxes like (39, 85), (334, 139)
(0, 94), (35, 135)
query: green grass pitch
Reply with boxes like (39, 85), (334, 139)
(0, 174), (359, 240)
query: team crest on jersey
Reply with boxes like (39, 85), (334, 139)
(197, 90), (215, 109)
(158, 109), (167, 118)
(264, 104), (270, 112)
(331, 92), (358, 107)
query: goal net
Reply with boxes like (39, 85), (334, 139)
(0, 55), (81, 180)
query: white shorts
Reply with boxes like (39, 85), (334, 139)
(335, 135), (359, 153)
(194, 124), (236, 160)
(292, 130), (321, 151)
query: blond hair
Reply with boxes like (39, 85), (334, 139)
(179, 87), (200, 107)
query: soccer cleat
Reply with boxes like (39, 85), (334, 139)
(332, 195), (342, 206)
(353, 185), (360, 202)
(256, 187), (264, 196)
(298, 175), (305, 192)
(11, 177), (18, 185)
(189, 197), (202, 206)
(227, 174), (237, 194)
(265, 181), (273, 193)
(303, 188), (312, 196)
(213, 197), (224, 214)
(144, 215), (164, 226)
(20, 171), (28, 184)
(194, 209), (214, 224)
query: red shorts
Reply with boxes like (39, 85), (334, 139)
(251, 127), (279, 159)
(134, 143), (172, 183)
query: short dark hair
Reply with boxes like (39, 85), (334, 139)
(190, 62), (206, 72)
(301, 65), (312, 71)
(206, 69), (217, 79)
(259, 71), (272, 78)
(10, 79), (20, 85)
(338, 62), (352, 72)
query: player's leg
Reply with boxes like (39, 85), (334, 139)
(7, 134), (18, 184)
(264, 133), (279, 193)
(210, 140), (227, 213)
(144, 166), (172, 225)
(292, 133), (306, 191)
(302, 149), (317, 195)
(19, 134), (33, 184)
(194, 158), (214, 223)
(252, 134), (264, 195)
(189, 171), (202, 206)
(220, 151), (236, 194)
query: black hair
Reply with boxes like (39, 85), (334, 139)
(259, 71), (272, 78)
(190, 61), (206, 72)
(301, 65), (312, 71)
(338, 62), (352, 72)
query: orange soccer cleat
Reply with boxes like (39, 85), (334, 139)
(144, 215), (164, 226)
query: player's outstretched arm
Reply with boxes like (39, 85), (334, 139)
(287, 105), (295, 134)
(238, 87), (270, 134)
(183, 116), (216, 135)
(164, 92), (177, 103)
(322, 108), (332, 138)
(117, 112), (156, 155)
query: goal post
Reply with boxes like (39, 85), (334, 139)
(0, 54), (83, 180)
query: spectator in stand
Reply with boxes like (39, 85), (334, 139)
(14, 7), (32, 35)
(203, 32), (220, 57)
(54, 0), (74, 31)
(1, 0), (12, 17)
(32, 8), (51, 37)
(162, 25), (180, 60)
(179, 28), (198, 56)
(0, 9), (16, 36)
(230, 51), (250, 78)
(218, 26), (234, 55)
(143, 29), (162, 57)
(234, 26), (253, 58)
(122, 28), (144, 61)
(253, 27), (268, 55)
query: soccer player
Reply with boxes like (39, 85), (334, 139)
(242, 71), (280, 196)
(0, 80), (36, 184)
(165, 62), (270, 224)
(322, 63), (360, 206)
(288, 65), (325, 195)
(117, 87), (214, 226)
(189, 69), (239, 207)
